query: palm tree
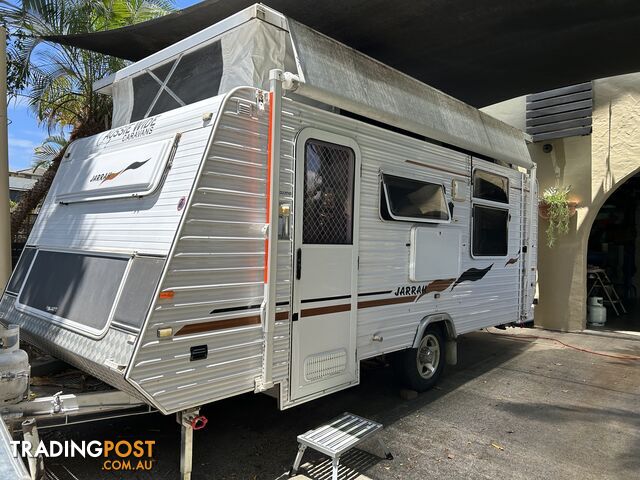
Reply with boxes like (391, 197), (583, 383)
(2, 0), (174, 233)
(32, 133), (67, 170)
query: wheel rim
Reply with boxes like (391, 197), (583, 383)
(416, 333), (441, 379)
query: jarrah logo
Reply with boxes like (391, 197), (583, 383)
(90, 158), (151, 185)
(11, 439), (157, 472)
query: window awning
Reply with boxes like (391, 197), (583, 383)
(43, 0), (640, 106)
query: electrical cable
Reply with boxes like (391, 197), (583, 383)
(485, 328), (640, 361)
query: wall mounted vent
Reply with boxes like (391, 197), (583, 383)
(526, 82), (592, 142)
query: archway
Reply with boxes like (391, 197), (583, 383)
(586, 172), (640, 332)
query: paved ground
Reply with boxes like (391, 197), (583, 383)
(42, 328), (640, 480)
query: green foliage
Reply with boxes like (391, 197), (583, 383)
(33, 133), (67, 169)
(1, 0), (174, 130)
(3, 0), (174, 234)
(2, 18), (30, 96)
(542, 185), (571, 248)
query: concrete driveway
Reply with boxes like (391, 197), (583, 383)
(42, 328), (640, 480)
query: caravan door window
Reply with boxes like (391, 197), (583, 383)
(303, 139), (355, 245)
(380, 174), (450, 223)
(17, 251), (129, 337)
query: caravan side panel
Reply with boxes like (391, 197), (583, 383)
(0, 98), (224, 394)
(275, 97), (527, 375)
(127, 88), (294, 413)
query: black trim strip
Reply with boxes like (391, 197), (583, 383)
(301, 294), (352, 304)
(357, 290), (393, 297)
(209, 303), (261, 315)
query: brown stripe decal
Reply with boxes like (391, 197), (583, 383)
(358, 296), (416, 309)
(415, 278), (456, 302)
(301, 304), (351, 318)
(275, 311), (290, 321)
(175, 315), (261, 336)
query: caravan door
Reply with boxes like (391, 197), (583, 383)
(290, 129), (360, 401)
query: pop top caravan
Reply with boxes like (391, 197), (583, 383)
(0, 4), (537, 478)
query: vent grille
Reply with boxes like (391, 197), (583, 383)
(304, 349), (347, 382)
(526, 82), (592, 142)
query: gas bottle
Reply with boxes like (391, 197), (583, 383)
(587, 297), (607, 326)
(0, 323), (30, 404)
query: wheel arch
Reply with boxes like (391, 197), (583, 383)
(411, 313), (457, 349)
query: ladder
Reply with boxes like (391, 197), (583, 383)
(289, 412), (392, 480)
(587, 267), (627, 316)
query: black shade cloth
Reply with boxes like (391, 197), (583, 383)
(43, 0), (640, 106)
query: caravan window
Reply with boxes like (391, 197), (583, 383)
(380, 174), (449, 223)
(112, 256), (165, 332)
(130, 41), (223, 122)
(471, 168), (510, 257)
(473, 170), (509, 204)
(5, 247), (36, 295)
(472, 205), (509, 257)
(17, 251), (129, 336)
(303, 139), (355, 245)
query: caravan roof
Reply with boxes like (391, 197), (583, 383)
(97, 4), (533, 169)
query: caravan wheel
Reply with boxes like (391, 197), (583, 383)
(394, 324), (445, 392)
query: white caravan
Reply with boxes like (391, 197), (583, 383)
(0, 4), (537, 477)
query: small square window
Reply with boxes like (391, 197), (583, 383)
(473, 170), (509, 204)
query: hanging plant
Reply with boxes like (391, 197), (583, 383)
(540, 186), (575, 247)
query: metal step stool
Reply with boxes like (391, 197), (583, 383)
(289, 412), (392, 480)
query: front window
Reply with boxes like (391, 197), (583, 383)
(17, 250), (129, 336)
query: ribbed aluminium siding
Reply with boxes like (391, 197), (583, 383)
(129, 89), (294, 413)
(0, 98), (223, 394)
(28, 98), (222, 256)
(277, 96), (530, 365)
(128, 87), (534, 413)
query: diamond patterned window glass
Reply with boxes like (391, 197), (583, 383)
(303, 140), (355, 245)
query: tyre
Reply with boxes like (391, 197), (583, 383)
(394, 324), (445, 392)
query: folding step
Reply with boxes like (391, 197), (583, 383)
(289, 412), (392, 480)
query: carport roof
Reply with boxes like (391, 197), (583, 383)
(44, 0), (640, 106)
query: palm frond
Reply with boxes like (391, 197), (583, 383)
(32, 133), (69, 169)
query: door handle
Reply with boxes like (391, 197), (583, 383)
(296, 248), (302, 280)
